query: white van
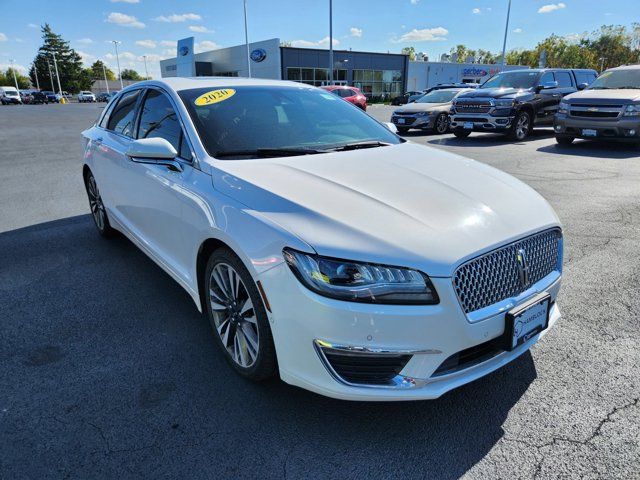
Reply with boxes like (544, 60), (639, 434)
(0, 86), (22, 105)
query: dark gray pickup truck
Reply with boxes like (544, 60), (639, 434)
(554, 65), (640, 146)
(450, 68), (597, 140)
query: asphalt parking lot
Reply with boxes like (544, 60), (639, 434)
(1, 102), (639, 479)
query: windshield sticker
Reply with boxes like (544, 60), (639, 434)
(194, 89), (236, 106)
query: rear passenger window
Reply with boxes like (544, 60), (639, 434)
(107, 90), (141, 137)
(575, 72), (597, 85)
(138, 89), (192, 161)
(555, 71), (573, 88)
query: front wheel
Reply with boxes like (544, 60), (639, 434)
(509, 111), (532, 140)
(84, 170), (115, 237)
(434, 113), (450, 134)
(453, 129), (471, 138)
(205, 248), (277, 381)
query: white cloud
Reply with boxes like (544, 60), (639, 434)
(349, 27), (362, 38)
(189, 25), (214, 33)
(195, 40), (220, 52)
(106, 51), (137, 61)
(392, 27), (448, 43)
(77, 38), (93, 44)
(0, 62), (27, 73)
(564, 33), (584, 44)
(538, 3), (566, 14)
(154, 13), (201, 23)
(15, 38), (24, 43)
(513, 28), (523, 33)
(135, 39), (157, 48)
(111, 0), (140, 3)
(472, 8), (481, 14)
(162, 48), (175, 57)
(160, 40), (177, 47)
(0, 33), (7, 42)
(290, 36), (340, 48)
(410, 0), (419, 4)
(77, 50), (95, 64)
(28, 23), (38, 29)
(106, 12), (145, 28)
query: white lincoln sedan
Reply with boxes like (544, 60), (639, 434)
(81, 78), (563, 401)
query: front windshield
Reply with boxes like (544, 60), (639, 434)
(589, 69), (640, 89)
(179, 86), (401, 158)
(416, 90), (460, 103)
(481, 71), (540, 90)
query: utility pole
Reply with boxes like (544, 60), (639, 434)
(102, 62), (110, 94)
(47, 58), (55, 91)
(243, 0), (252, 78)
(9, 59), (19, 91)
(500, 0), (512, 70)
(142, 55), (149, 79)
(111, 40), (123, 89)
(51, 51), (63, 99)
(329, 0), (334, 84)
(33, 62), (40, 90)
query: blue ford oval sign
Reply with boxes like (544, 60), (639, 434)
(250, 48), (267, 63)
(179, 46), (190, 57)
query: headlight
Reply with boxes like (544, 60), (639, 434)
(494, 99), (515, 107)
(558, 101), (569, 114)
(283, 248), (439, 305)
(623, 104), (640, 117)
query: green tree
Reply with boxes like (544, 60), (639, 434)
(29, 24), (91, 93)
(120, 69), (144, 81)
(2, 68), (31, 89)
(88, 60), (115, 81)
(449, 45), (477, 63)
(401, 46), (416, 61)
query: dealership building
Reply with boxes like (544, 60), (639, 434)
(160, 37), (524, 96)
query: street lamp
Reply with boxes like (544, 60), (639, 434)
(329, 0), (334, 84)
(9, 59), (19, 92)
(46, 58), (55, 92)
(32, 62), (40, 90)
(142, 55), (149, 79)
(111, 40), (123, 89)
(51, 51), (63, 99)
(243, 0), (252, 78)
(500, 0), (512, 70)
(102, 62), (110, 94)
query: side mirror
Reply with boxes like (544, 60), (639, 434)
(126, 138), (183, 172)
(537, 81), (559, 92)
(384, 122), (398, 134)
(577, 82), (589, 91)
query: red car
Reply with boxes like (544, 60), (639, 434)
(320, 85), (367, 111)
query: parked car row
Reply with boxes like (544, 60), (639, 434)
(1, 88), (119, 105)
(387, 65), (639, 147)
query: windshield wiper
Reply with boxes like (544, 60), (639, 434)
(616, 86), (640, 89)
(214, 147), (326, 158)
(327, 141), (392, 152)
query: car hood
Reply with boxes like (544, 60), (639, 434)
(211, 142), (560, 277)
(564, 89), (640, 103)
(457, 87), (530, 100)
(395, 102), (450, 113)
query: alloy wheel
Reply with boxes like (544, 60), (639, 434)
(208, 263), (259, 368)
(515, 114), (530, 140)
(86, 174), (106, 231)
(436, 113), (449, 134)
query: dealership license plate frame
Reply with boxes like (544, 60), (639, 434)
(397, 118), (406, 124)
(464, 122), (474, 129)
(582, 128), (598, 137)
(504, 292), (551, 351)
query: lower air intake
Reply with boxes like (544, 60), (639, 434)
(319, 347), (412, 386)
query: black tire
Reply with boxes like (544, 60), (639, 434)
(397, 127), (410, 134)
(434, 112), (450, 134)
(508, 110), (532, 140)
(83, 169), (115, 237)
(453, 129), (471, 138)
(555, 135), (574, 146)
(204, 248), (277, 381)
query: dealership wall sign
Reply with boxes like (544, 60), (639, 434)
(180, 46), (190, 56)
(250, 48), (267, 63)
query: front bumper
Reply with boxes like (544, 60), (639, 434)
(450, 114), (514, 132)
(259, 263), (561, 401)
(554, 114), (640, 142)
(391, 114), (435, 129)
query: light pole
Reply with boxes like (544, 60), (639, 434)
(329, 0), (334, 84)
(46, 58), (55, 92)
(51, 51), (63, 98)
(33, 62), (40, 90)
(111, 40), (123, 89)
(243, 0), (252, 78)
(9, 59), (19, 91)
(142, 55), (149, 79)
(102, 62), (110, 94)
(500, 0), (512, 69)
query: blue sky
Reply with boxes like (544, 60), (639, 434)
(0, 0), (636, 79)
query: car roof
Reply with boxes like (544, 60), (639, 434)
(138, 77), (317, 93)
(606, 64), (640, 71)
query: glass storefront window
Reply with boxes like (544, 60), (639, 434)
(301, 68), (314, 81)
(287, 68), (301, 81)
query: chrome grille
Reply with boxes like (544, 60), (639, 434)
(453, 229), (561, 314)
(455, 100), (492, 114)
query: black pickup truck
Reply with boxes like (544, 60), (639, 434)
(450, 68), (598, 140)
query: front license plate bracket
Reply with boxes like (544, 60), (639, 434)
(503, 292), (551, 351)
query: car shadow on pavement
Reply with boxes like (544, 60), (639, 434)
(537, 140), (640, 159)
(427, 129), (555, 147)
(1, 215), (537, 479)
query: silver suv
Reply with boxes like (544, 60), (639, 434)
(554, 65), (640, 146)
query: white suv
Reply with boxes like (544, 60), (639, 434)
(78, 91), (96, 103)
